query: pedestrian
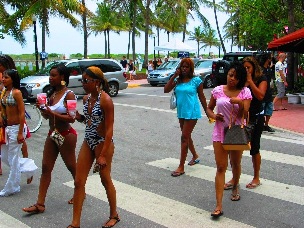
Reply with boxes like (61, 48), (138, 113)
(225, 57), (267, 190)
(0, 69), (38, 196)
(68, 66), (119, 228)
(259, 53), (275, 132)
(148, 60), (154, 73)
(22, 63), (77, 213)
(120, 56), (127, 70)
(273, 52), (288, 111)
(206, 62), (251, 217)
(127, 59), (136, 81)
(164, 58), (208, 177)
(0, 54), (31, 176)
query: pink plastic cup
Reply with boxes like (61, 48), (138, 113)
(37, 93), (47, 108)
(67, 100), (77, 118)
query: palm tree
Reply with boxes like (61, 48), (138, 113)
(200, 26), (220, 55)
(89, 2), (127, 58)
(189, 26), (204, 56)
(12, 0), (84, 67)
(212, 0), (226, 54)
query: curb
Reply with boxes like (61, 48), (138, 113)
(128, 84), (140, 88)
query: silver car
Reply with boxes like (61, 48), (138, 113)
(147, 58), (199, 86)
(194, 59), (216, 88)
(20, 59), (128, 99)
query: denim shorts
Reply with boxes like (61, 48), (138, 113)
(263, 102), (274, 116)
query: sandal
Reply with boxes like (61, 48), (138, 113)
(102, 215), (120, 228)
(67, 225), (80, 228)
(231, 185), (240, 201)
(211, 209), (223, 218)
(22, 203), (45, 214)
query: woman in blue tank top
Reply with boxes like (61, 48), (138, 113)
(164, 58), (209, 177)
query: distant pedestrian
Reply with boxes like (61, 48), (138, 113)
(164, 58), (208, 177)
(127, 59), (136, 81)
(259, 53), (275, 132)
(148, 60), (154, 73)
(120, 56), (128, 69)
(273, 52), (288, 111)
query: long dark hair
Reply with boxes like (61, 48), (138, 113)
(0, 54), (17, 72)
(3, 69), (20, 89)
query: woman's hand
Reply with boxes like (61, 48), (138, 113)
(93, 156), (107, 173)
(214, 113), (224, 122)
(230, 97), (242, 105)
(174, 68), (181, 77)
(17, 133), (25, 144)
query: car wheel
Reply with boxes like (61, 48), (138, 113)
(108, 82), (118, 97)
(150, 83), (158, 87)
(43, 85), (53, 97)
(204, 76), (213, 88)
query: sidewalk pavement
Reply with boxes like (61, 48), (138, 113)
(127, 79), (304, 135)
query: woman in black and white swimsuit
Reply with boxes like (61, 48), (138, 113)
(68, 66), (119, 228)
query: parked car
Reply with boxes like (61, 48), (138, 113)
(194, 59), (218, 88)
(211, 51), (265, 86)
(147, 58), (199, 86)
(20, 58), (128, 99)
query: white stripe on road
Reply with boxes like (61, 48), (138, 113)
(0, 211), (30, 228)
(203, 145), (304, 167)
(147, 158), (304, 206)
(261, 134), (304, 145)
(64, 176), (253, 228)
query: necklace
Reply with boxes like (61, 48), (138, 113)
(49, 87), (66, 105)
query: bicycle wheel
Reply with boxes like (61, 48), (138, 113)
(25, 103), (42, 133)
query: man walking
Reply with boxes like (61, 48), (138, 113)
(273, 52), (288, 111)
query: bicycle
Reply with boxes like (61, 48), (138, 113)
(25, 103), (42, 133)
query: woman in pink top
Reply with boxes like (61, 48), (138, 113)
(206, 62), (252, 218)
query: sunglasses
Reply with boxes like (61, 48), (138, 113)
(78, 78), (98, 84)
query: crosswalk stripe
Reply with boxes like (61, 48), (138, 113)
(147, 158), (304, 206)
(261, 134), (304, 145)
(64, 176), (253, 228)
(203, 145), (304, 167)
(0, 210), (30, 228)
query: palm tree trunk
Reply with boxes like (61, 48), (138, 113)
(127, 31), (131, 59)
(213, 0), (226, 54)
(82, 0), (88, 59)
(42, 8), (47, 68)
(157, 27), (160, 58)
(104, 31), (107, 58)
(182, 23), (186, 42)
(197, 41), (199, 56)
(132, 1), (137, 61)
(107, 29), (110, 58)
(144, 0), (151, 69)
(286, 0), (295, 89)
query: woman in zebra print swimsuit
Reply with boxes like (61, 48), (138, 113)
(68, 66), (119, 228)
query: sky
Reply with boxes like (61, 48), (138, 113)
(0, 1), (235, 58)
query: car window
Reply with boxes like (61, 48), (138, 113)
(163, 61), (179, 69)
(35, 61), (68, 76)
(79, 60), (102, 72)
(66, 62), (82, 76)
(195, 60), (212, 69)
(100, 60), (122, 72)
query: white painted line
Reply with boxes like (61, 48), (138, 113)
(0, 210), (30, 228)
(203, 145), (304, 167)
(64, 176), (253, 228)
(261, 134), (304, 145)
(147, 158), (304, 206)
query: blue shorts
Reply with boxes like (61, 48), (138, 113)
(263, 102), (274, 116)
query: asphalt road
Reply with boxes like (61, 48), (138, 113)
(0, 85), (303, 228)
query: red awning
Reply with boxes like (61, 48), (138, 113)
(267, 28), (304, 53)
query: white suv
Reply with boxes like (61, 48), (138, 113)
(20, 58), (128, 99)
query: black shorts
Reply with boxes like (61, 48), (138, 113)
(250, 114), (264, 156)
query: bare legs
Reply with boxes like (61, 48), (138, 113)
(70, 141), (118, 227)
(273, 96), (285, 110)
(173, 119), (198, 174)
(213, 142), (242, 214)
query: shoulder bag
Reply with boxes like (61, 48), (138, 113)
(222, 105), (254, 151)
(170, 87), (177, 109)
(50, 115), (65, 147)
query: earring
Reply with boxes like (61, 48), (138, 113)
(61, 80), (66, 86)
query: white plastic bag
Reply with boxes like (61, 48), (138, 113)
(170, 91), (177, 109)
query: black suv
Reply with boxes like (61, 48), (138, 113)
(211, 51), (263, 85)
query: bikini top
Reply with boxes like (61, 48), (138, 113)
(49, 90), (72, 114)
(1, 89), (17, 106)
(83, 93), (104, 126)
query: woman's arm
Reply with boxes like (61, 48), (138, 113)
(15, 90), (25, 140)
(206, 95), (224, 122)
(164, 68), (180, 93)
(247, 74), (267, 101)
(97, 92), (114, 162)
(197, 83), (208, 116)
